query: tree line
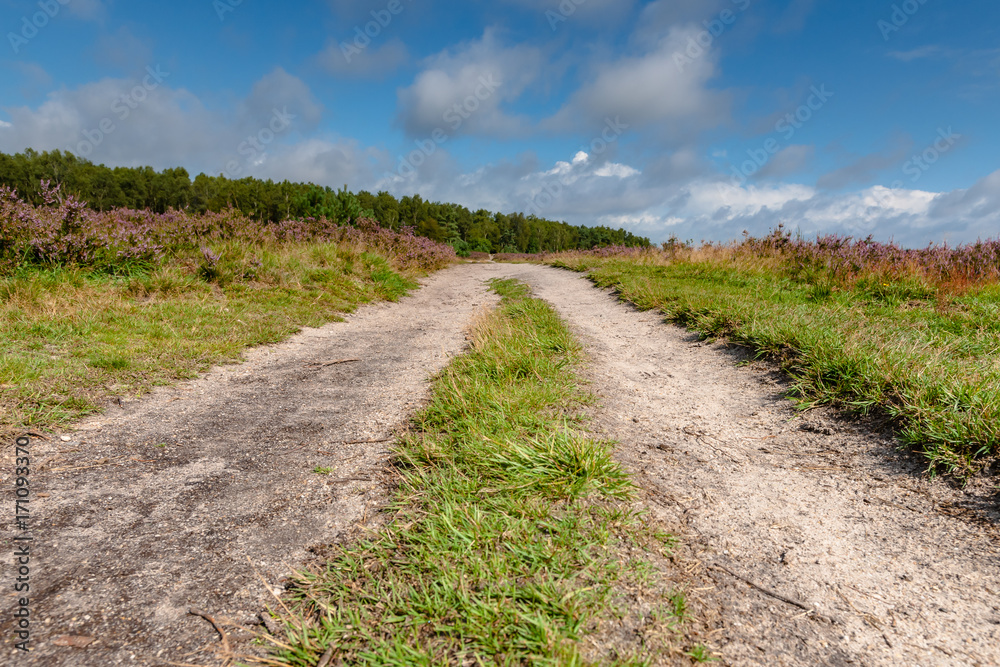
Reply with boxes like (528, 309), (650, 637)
(0, 149), (650, 254)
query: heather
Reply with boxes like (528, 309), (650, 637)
(0, 184), (457, 436)
(0, 182), (456, 276)
(547, 228), (1000, 477)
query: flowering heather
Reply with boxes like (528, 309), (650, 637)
(737, 225), (1000, 290)
(561, 226), (1000, 291)
(0, 183), (455, 275)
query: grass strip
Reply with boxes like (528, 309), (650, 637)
(264, 279), (707, 666)
(0, 243), (417, 436)
(547, 253), (1000, 477)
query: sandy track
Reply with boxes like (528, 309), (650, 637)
(493, 263), (1000, 666)
(3, 263), (998, 666)
(1, 264), (499, 666)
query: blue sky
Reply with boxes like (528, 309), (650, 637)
(1, 0), (998, 245)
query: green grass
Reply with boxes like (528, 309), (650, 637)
(548, 254), (1000, 477)
(0, 243), (417, 436)
(263, 279), (699, 666)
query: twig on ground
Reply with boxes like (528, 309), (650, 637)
(711, 564), (812, 612)
(305, 359), (360, 368)
(188, 608), (233, 664)
(317, 437), (394, 455)
(342, 437), (394, 445)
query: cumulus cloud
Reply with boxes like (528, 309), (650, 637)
(240, 67), (324, 130)
(544, 26), (730, 137)
(0, 67), (324, 178)
(252, 137), (391, 190)
(395, 29), (542, 139)
(611, 170), (1000, 247)
(372, 135), (1000, 249)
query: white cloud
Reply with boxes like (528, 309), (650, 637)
(241, 67), (323, 129)
(624, 172), (1000, 247)
(0, 68), (324, 178)
(395, 29), (542, 138)
(595, 163), (640, 178)
(0, 120), (11, 128)
(373, 136), (1000, 248)
(252, 137), (390, 190)
(544, 26), (730, 136)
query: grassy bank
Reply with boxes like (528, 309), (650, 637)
(265, 279), (706, 665)
(1, 187), (457, 436)
(549, 237), (1000, 477)
(0, 246), (420, 436)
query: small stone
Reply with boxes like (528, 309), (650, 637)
(60, 436), (71, 442)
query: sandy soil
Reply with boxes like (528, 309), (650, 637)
(3, 262), (998, 666)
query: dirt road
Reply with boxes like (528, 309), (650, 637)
(3, 263), (998, 666)
(1, 264), (499, 666)
(496, 263), (1000, 666)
